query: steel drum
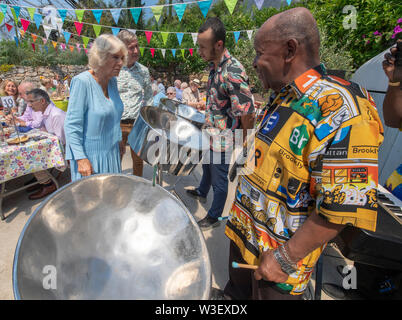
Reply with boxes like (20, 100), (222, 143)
(128, 105), (209, 176)
(159, 98), (206, 129)
(13, 174), (211, 300)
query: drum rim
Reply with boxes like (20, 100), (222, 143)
(13, 173), (212, 300)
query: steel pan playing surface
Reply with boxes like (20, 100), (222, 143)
(13, 174), (211, 300)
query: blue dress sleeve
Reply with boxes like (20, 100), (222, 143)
(64, 76), (89, 160)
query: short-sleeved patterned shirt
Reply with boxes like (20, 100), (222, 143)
(225, 64), (384, 295)
(116, 61), (153, 121)
(205, 49), (255, 152)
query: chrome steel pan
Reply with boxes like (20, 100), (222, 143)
(160, 98), (205, 129)
(128, 105), (209, 176)
(13, 174), (211, 300)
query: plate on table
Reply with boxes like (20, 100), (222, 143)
(7, 135), (29, 145)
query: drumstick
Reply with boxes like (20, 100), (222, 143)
(232, 261), (258, 270)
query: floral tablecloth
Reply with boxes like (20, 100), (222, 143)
(0, 129), (66, 183)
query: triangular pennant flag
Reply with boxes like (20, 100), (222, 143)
(171, 49), (176, 58)
(0, 12), (4, 25)
(151, 6), (163, 23)
(27, 7), (36, 20)
(173, 3), (187, 21)
(176, 32), (184, 46)
(63, 31), (71, 44)
(161, 32), (169, 45)
(61, 43), (66, 50)
(233, 31), (240, 43)
(31, 43), (35, 52)
(76, 43), (81, 53)
(19, 29), (25, 38)
(33, 13), (43, 30)
(44, 45), (48, 53)
(192, 33), (198, 45)
(254, 0), (264, 10)
(110, 8), (121, 25)
(92, 9), (103, 24)
(56, 19), (64, 33)
(287, 0), (292, 5)
(181, 49), (185, 57)
(74, 21), (83, 36)
(161, 49), (166, 58)
(129, 8), (141, 24)
(14, 36), (19, 47)
(43, 25), (52, 39)
(69, 45), (74, 52)
(150, 48), (155, 58)
(111, 27), (120, 36)
(82, 36), (90, 48)
(5, 23), (13, 32)
(224, 0), (238, 14)
(42, 38), (47, 44)
(189, 48), (193, 56)
(128, 29), (136, 35)
(198, 0), (212, 18)
(75, 9), (85, 23)
(11, 6), (20, 24)
(247, 30), (253, 40)
(52, 41), (57, 49)
(84, 48), (88, 55)
(58, 9), (67, 23)
(93, 24), (101, 37)
(31, 34), (38, 42)
(140, 47), (144, 56)
(145, 31), (153, 44)
(0, 4), (7, 15)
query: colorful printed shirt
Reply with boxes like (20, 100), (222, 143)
(116, 61), (153, 121)
(205, 49), (255, 152)
(225, 64), (384, 295)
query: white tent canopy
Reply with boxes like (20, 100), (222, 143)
(351, 46), (401, 185)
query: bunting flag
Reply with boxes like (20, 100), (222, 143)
(254, 0), (264, 10)
(140, 47), (144, 56)
(145, 31), (153, 44)
(287, 0), (292, 5)
(76, 43), (81, 53)
(174, 3), (186, 21)
(84, 48), (88, 55)
(5, 23), (14, 32)
(130, 8), (141, 24)
(128, 29), (136, 35)
(27, 7), (35, 20)
(111, 27), (120, 36)
(161, 32), (169, 45)
(189, 48), (193, 56)
(31, 34), (38, 42)
(151, 6), (163, 23)
(19, 29), (25, 38)
(43, 25), (52, 39)
(191, 33), (198, 45)
(171, 49), (176, 58)
(180, 49), (185, 57)
(247, 30), (253, 40)
(110, 8), (121, 24)
(0, 12), (4, 25)
(176, 32), (184, 46)
(92, 9), (103, 24)
(63, 31), (71, 44)
(14, 36), (19, 47)
(161, 48), (166, 58)
(93, 24), (102, 37)
(82, 36), (90, 48)
(69, 45), (74, 52)
(33, 13), (43, 29)
(198, 0), (212, 18)
(42, 38), (47, 45)
(224, 0), (238, 14)
(150, 48), (155, 58)
(0, 4), (7, 15)
(75, 9), (85, 23)
(58, 9), (67, 23)
(233, 31), (240, 43)
(31, 43), (35, 52)
(52, 41), (57, 49)
(11, 6), (20, 24)
(74, 21), (83, 36)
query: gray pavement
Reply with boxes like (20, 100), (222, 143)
(0, 146), (353, 300)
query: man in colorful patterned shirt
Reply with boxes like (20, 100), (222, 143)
(223, 7), (384, 299)
(117, 30), (153, 177)
(186, 17), (255, 230)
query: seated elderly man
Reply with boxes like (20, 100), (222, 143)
(166, 86), (179, 101)
(182, 79), (205, 110)
(25, 88), (66, 200)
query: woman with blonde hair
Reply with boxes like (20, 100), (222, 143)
(64, 34), (128, 181)
(0, 80), (19, 113)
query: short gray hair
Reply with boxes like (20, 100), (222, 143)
(27, 88), (50, 104)
(18, 81), (35, 91)
(117, 29), (137, 45)
(88, 34), (128, 72)
(167, 86), (176, 94)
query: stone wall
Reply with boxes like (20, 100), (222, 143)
(0, 65), (88, 87)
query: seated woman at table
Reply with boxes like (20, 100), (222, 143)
(64, 34), (127, 182)
(0, 80), (19, 114)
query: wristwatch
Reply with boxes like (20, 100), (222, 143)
(273, 248), (297, 275)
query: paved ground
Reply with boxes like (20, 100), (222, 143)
(0, 146), (354, 300)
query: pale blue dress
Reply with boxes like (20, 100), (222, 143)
(64, 71), (123, 182)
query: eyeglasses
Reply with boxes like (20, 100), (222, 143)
(167, 93), (175, 96)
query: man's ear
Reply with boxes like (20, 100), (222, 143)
(285, 38), (298, 63)
(215, 40), (224, 51)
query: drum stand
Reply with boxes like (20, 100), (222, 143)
(155, 165), (187, 206)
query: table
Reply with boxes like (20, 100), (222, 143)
(0, 129), (66, 220)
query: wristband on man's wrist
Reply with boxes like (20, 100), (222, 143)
(389, 81), (401, 87)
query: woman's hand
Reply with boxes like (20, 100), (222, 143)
(77, 158), (93, 177)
